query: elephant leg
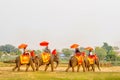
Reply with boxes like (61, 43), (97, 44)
(71, 66), (75, 72)
(12, 62), (18, 71)
(65, 64), (71, 72)
(26, 64), (30, 72)
(96, 63), (101, 71)
(82, 63), (86, 72)
(91, 64), (95, 72)
(97, 65), (101, 71)
(87, 65), (90, 71)
(30, 62), (35, 71)
(85, 65), (88, 71)
(77, 65), (80, 72)
(35, 63), (39, 71)
(45, 64), (49, 71)
(12, 65), (17, 71)
(51, 62), (54, 72)
(17, 63), (21, 71)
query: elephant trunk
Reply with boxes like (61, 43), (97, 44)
(55, 61), (59, 69)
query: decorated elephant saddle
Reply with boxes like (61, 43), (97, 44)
(87, 54), (97, 64)
(75, 54), (83, 65)
(20, 54), (30, 64)
(41, 52), (51, 63)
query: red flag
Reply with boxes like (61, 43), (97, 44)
(52, 49), (57, 55)
(30, 50), (35, 57)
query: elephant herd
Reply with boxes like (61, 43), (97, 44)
(12, 52), (101, 72)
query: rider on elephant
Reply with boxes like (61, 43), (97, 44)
(74, 48), (81, 56)
(44, 46), (51, 53)
(88, 49), (93, 56)
(24, 50), (30, 55)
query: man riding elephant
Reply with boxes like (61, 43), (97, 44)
(85, 47), (101, 71)
(34, 49), (59, 72)
(35, 41), (59, 72)
(12, 44), (36, 71)
(66, 44), (86, 72)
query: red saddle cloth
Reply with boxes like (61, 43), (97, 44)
(88, 54), (98, 64)
(75, 53), (83, 65)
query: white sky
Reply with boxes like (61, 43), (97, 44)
(0, 0), (120, 50)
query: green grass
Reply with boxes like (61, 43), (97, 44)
(0, 62), (120, 80)
(0, 71), (120, 80)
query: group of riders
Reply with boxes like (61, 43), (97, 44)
(22, 46), (51, 57)
(74, 48), (95, 56)
(21, 44), (96, 59)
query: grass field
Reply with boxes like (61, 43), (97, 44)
(0, 62), (120, 80)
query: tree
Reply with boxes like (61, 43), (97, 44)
(0, 44), (21, 55)
(102, 42), (113, 54)
(106, 50), (117, 61)
(101, 42), (118, 61)
(95, 47), (107, 61)
(79, 47), (84, 52)
(35, 50), (41, 54)
(0, 51), (3, 58)
(62, 48), (73, 57)
(113, 46), (119, 50)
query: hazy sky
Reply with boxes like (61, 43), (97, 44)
(0, 0), (120, 50)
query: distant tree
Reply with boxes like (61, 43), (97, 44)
(116, 56), (120, 61)
(113, 46), (119, 50)
(106, 50), (117, 61)
(0, 44), (21, 55)
(95, 47), (107, 61)
(35, 50), (41, 54)
(102, 42), (113, 54)
(101, 42), (118, 61)
(0, 51), (3, 58)
(62, 48), (73, 57)
(79, 47), (84, 52)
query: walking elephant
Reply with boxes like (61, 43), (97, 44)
(34, 51), (59, 72)
(12, 55), (36, 72)
(65, 54), (86, 72)
(85, 54), (101, 72)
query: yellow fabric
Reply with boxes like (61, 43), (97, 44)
(75, 55), (83, 65)
(41, 52), (50, 63)
(20, 54), (30, 64)
(88, 57), (94, 64)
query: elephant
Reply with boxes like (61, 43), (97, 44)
(84, 54), (101, 72)
(65, 54), (86, 72)
(34, 52), (59, 72)
(12, 54), (36, 72)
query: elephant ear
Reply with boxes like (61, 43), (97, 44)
(52, 49), (57, 55)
